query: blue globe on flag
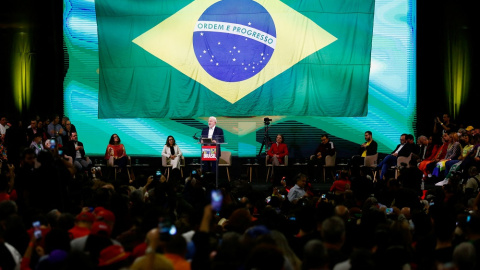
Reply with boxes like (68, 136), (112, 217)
(193, 0), (277, 82)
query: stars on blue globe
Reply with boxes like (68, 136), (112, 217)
(192, 0), (276, 82)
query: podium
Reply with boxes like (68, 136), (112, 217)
(199, 136), (226, 188)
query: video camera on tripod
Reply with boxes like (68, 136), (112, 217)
(264, 117), (272, 125)
(259, 117), (273, 156)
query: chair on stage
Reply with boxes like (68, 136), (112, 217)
(218, 151), (232, 182)
(107, 155), (132, 181)
(361, 153), (378, 182)
(266, 155), (288, 182)
(395, 153), (412, 179)
(162, 155), (185, 180)
(323, 153), (337, 182)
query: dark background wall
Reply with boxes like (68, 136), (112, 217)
(1, 0), (478, 136)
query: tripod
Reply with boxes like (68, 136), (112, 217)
(258, 120), (272, 156)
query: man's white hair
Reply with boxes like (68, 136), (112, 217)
(209, 116), (217, 123)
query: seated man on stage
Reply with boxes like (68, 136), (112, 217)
(267, 134), (288, 166)
(64, 132), (92, 174)
(377, 133), (412, 180)
(201, 116), (224, 173)
(308, 134), (336, 180)
(351, 131), (378, 177)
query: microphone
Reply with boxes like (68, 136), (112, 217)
(193, 132), (199, 140)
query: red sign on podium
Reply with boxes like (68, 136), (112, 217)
(201, 146), (217, 161)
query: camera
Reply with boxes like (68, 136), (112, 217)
(263, 117), (272, 125)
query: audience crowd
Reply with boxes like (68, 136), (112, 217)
(1, 113), (480, 270)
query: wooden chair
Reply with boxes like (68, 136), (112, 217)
(323, 153), (337, 182)
(107, 156), (132, 181)
(266, 155), (288, 182)
(395, 153), (412, 178)
(218, 151), (232, 182)
(362, 153), (378, 182)
(162, 155), (185, 180)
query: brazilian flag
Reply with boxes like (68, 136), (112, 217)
(95, 0), (375, 118)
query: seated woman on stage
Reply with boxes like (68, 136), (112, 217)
(162, 135), (183, 170)
(267, 134), (288, 166)
(105, 134), (128, 168)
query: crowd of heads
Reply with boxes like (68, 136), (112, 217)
(1, 113), (480, 269)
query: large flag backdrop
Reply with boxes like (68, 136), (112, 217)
(95, 0), (375, 118)
(63, 0), (415, 157)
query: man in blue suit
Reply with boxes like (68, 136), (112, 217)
(201, 116), (225, 173)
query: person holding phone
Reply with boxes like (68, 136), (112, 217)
(105, 134), (128, 169)
(47, 114), (66, 146)
(162, 136), (183, 170)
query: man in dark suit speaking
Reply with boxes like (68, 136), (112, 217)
(201, 116), (225, 173)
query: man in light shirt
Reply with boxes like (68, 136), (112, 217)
(287, 173), (309, 204)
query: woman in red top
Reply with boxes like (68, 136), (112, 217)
(267, 134), (288, 166)
(105, 134), (128, 168)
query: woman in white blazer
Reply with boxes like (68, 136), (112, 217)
(162, 135), (183, 169)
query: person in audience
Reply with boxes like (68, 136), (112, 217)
(465, 125), (475, 136)
(329, 170), (351, 195)
(62, 117), (76, 133)
(105, 134), (128, 169)
(377, 133), (413, 180)
(0, 115), (8, 143)
(287, 173), (309, 203)
(267, 134), (288, 166)
(47, 115), (66, 146)
(433, 113), (456, 137)
(64, 132), (92, 174)
(62, 119), (76, 145)
(417, 135), (429, 161)
(36, 120), (47, 143)
(25, 119), (38, 145)
(419, 133), (449, 178)
(434, 132), (462, 185)
(162, 136), (183, 170)
(443, 134), (473, 180)
(30, 133), (44, 156)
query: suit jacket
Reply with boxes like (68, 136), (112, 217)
(201, 126), (225, 156)
(392, 143), (412, 157)
(64, 140), (86, 160)
(418, 144), (428, 160)
(358, 140), (378, 156)
(162, 144), (182, 158)
(268, 142), (288, 164)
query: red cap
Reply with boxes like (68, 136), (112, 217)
(90, 221), (112, 237)
(76, 212), (95, 223)
(98, 245), (130, 266)
(96, 209), (115, 223)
